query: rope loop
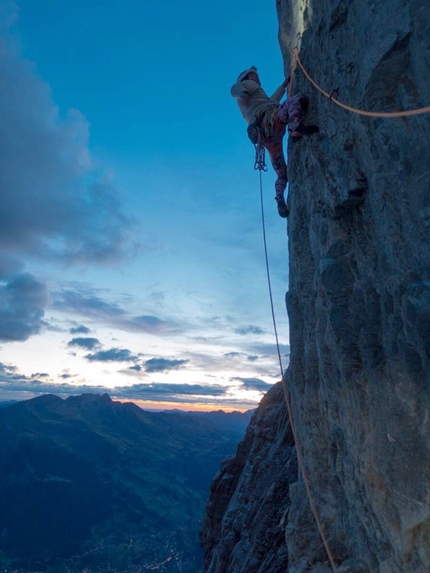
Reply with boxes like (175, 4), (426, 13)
(292, 48), (430, 118)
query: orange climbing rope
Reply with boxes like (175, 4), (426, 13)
(279, 376), (340, 573)
(257, 172), (340, 573)
(292, 47), (430, 118)
(288, 48), (299, 98)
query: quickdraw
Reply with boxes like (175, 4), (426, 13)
(329, 61), (354, 101)
(254, 143), (268, 171)
(249, 105), (279, 172)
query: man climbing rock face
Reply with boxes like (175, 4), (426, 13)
(231, 66), (319, 218)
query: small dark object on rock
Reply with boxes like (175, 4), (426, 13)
(333, 178), (368, 218)
(290, 124), (320, 141)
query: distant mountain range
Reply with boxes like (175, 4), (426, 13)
(0, 394), (252, 573)
(164, 408), (255, 434)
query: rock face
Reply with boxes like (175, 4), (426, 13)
(201, 383), (297, 573)
(201, 1), (430, 572)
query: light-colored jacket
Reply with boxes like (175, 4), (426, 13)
(230, 79), (285, 124)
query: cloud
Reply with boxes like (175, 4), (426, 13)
(0, 253), (23, 277)
(224, 351), (259, 362)
(0, 362), (262, 407)
(114, 382), (261, 407)
(67, 337), (101, 350)
(54, 287), (125, 318)
(246, 342), (290, 357)
(70, 325), (91, 334)
(224, 352), (243, 359)
(85, 347), (139, 363)
(0, 15), (138, 345)
(0, 362), (17, 374)
(122, 383), (228, 397)
(0, 268), (48, 342)
(53, 285), (177, 334)
(0, 16), (135, 264)
(0, 362), (49, 386)
(0, 362), (95, 397)
(144, 358), (189, 373)
(128, 315), (166, 329)
(234, 325), (265, 335)
(235, 377), (274, 392)
(0, 366), (220, 402)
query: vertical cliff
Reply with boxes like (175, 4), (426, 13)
(201, 383), (296, 572)
(201, 1), (430, 572)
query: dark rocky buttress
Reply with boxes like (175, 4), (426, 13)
(201, 383), (297, 573)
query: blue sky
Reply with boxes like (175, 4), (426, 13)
(0, 0), (291, 410)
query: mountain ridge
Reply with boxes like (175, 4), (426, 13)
(0, 393), (250, 573)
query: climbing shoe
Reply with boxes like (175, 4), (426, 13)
(275, 196), (289, 218)
(290, 123), (320, 142)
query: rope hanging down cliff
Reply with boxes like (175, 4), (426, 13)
(290, 47), (430, 118)
(257, 169), (340, 573)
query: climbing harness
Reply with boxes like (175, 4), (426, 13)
(248, 104), (279, 145)
(257, 169), (340, 573)
(291, 47), (430, 118)
(251, 104), (282, 171)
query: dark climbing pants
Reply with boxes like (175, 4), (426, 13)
(261, 94), (303, 197)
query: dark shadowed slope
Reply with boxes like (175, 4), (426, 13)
(0, 393), (248, 573)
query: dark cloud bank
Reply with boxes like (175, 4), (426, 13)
(66, 333), (189, 374)
(68, 337), (101, 350)
(0, 268), (48, 342)
(69, 325), (91, 335)
(0, 30), (134, 264)
(85, 348), (139, 363)
(0, 17), (135, 343)
(54, 286), (175, 334)
(144, 358), (189, 373)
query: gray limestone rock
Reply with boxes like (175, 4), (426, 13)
(202, 0), (430, 571)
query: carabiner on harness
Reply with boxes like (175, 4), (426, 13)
(254, 143), (268, 171)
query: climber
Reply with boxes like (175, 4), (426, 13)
(231, 66), (319, 218)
